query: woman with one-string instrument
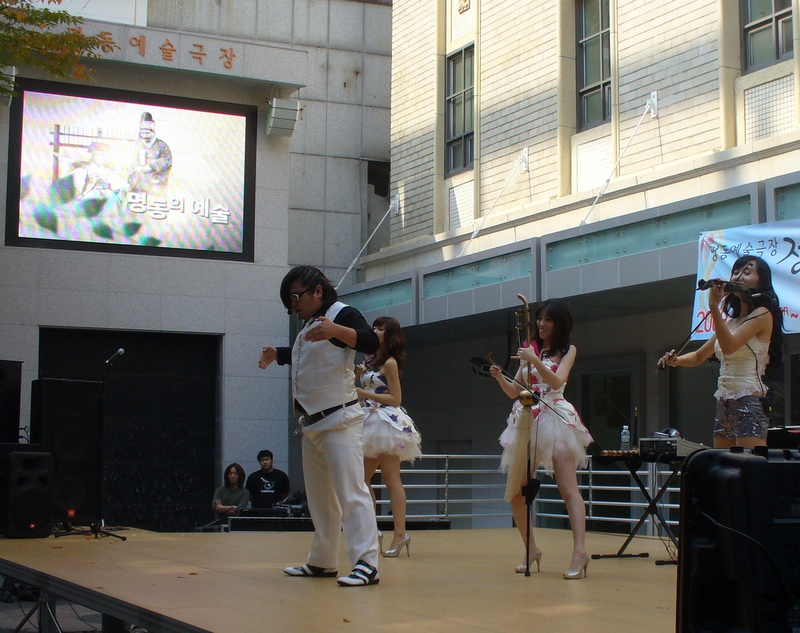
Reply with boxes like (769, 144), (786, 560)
(489, 297), (593, 579)
(657, 255), (783, 449)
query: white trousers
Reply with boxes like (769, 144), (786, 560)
(301, 412), (379, 571)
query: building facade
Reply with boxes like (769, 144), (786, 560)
(0, 0), (391, 530)
(340, 0), (799, 466)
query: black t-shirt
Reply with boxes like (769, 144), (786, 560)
(244, 469), (291, 508)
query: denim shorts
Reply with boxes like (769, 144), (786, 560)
(713, 395), (769, 441)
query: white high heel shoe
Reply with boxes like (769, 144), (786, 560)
(563, 555), (589, 580)
(382, 533), (411, 557)
(515, 548), (542, 573)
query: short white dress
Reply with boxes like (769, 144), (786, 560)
(499, 356), (592, 501)
(359, 367), (422, 463)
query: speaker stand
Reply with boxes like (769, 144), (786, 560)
(54, 521), (127, 541)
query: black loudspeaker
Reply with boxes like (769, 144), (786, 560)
(31, 379), (104, 525)
(678, 447), (800, 632)
(4, 452), (53, 538)
(0, 361), (22, 443)
(767, 426), (800, 449)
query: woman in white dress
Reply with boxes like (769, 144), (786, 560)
(356, 317), (422, 557)
(490, 298), (593, 579)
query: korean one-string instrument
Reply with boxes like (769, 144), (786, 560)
(512, 294), (540, 576)
(470, 298), (573, 574)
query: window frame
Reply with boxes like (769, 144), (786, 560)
(577, 0), (611, 130)
(445, 45), (475, 176)
(742, 0), (793, 72)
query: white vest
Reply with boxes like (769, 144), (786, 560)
(291, 301), (358, 416)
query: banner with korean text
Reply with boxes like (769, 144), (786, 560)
(692, 219), (800, 340)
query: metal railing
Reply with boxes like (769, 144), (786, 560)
(372, 453), (681, 537)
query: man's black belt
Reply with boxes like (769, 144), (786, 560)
(300, 399), (359, 425)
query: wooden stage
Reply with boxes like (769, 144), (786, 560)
(0, 527), (678, 633)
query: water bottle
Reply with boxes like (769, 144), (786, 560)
(620, 425), (631, 451)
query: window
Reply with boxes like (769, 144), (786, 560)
(743, 0), (793, 70)
(577, 0), (611, 128)
(445, 46), (474, 174)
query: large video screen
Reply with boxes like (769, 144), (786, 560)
(6, 78), (256, 260)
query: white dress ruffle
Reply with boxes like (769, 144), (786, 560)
(359, 368), (422, 463)
(499, 357), (592, 502)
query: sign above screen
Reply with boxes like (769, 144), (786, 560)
(6, 78), (256, 261)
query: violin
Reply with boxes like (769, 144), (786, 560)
(697, 278), (760, 296)
(696, 278), (748, 293)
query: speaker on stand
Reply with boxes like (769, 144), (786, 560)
(4, 451), (53, 539)
(0, 360), (22, 443)
(31, 378), (105, 530)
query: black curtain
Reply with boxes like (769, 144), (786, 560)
(37, 328), (218, 532)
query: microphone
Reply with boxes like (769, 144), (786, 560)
(105, 348), (125, 364)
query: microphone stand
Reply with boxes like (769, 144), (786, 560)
(518, 389), (538, 577)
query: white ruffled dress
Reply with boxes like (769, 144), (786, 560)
(359, 368), (422, 463)
(499, 357), (592, 502)
(713, 316), (770, 400)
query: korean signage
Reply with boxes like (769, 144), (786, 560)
(692, 219), (800, 338)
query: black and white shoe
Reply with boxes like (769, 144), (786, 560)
(283, 564), (338, 577)
(337, 560), (380, 586)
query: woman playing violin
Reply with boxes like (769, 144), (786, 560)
(658, 255), (784, 449)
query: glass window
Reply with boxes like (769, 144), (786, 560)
(578, 0), (611, 128)
(446, 46), (475, 175)
(743, 0), (793, 71)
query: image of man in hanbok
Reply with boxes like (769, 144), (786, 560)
(128, 111), (172, 194)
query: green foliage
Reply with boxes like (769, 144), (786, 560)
(0, 0), (106, 99)
(90, 219), (113, 239)
(23, 168), (162, 246)
(32, 202), (57, 233)
(123, 222), (142, 237)
(79, 196), (105, 218)
(49, 172), (76, 204)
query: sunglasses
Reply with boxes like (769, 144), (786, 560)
(289, 288), (312, 303)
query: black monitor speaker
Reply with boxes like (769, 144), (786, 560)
(4, 451), (53, 538)
(30, 379), (104, 525)
(678, 447), (800, 632)
(0, 361), (22, 443)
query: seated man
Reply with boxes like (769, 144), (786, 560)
(245, 450), (291, 509)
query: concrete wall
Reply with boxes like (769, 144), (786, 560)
(0, 0), (391, 492)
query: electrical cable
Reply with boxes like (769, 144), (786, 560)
(698, 509), (800, 604)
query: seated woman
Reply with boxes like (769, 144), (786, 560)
(211, 463), (250, 525)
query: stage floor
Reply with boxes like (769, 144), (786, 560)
(0, 527), (678, 633)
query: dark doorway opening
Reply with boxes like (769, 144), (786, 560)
(37, 328), (219, 532)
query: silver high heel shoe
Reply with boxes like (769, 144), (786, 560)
(377, 530), (384, 551)
(515, 548), (542, 573)
(563, 555), (589, 580)
(382, 533), (411, 557)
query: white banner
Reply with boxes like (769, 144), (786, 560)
(692, 219), (800, 340)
